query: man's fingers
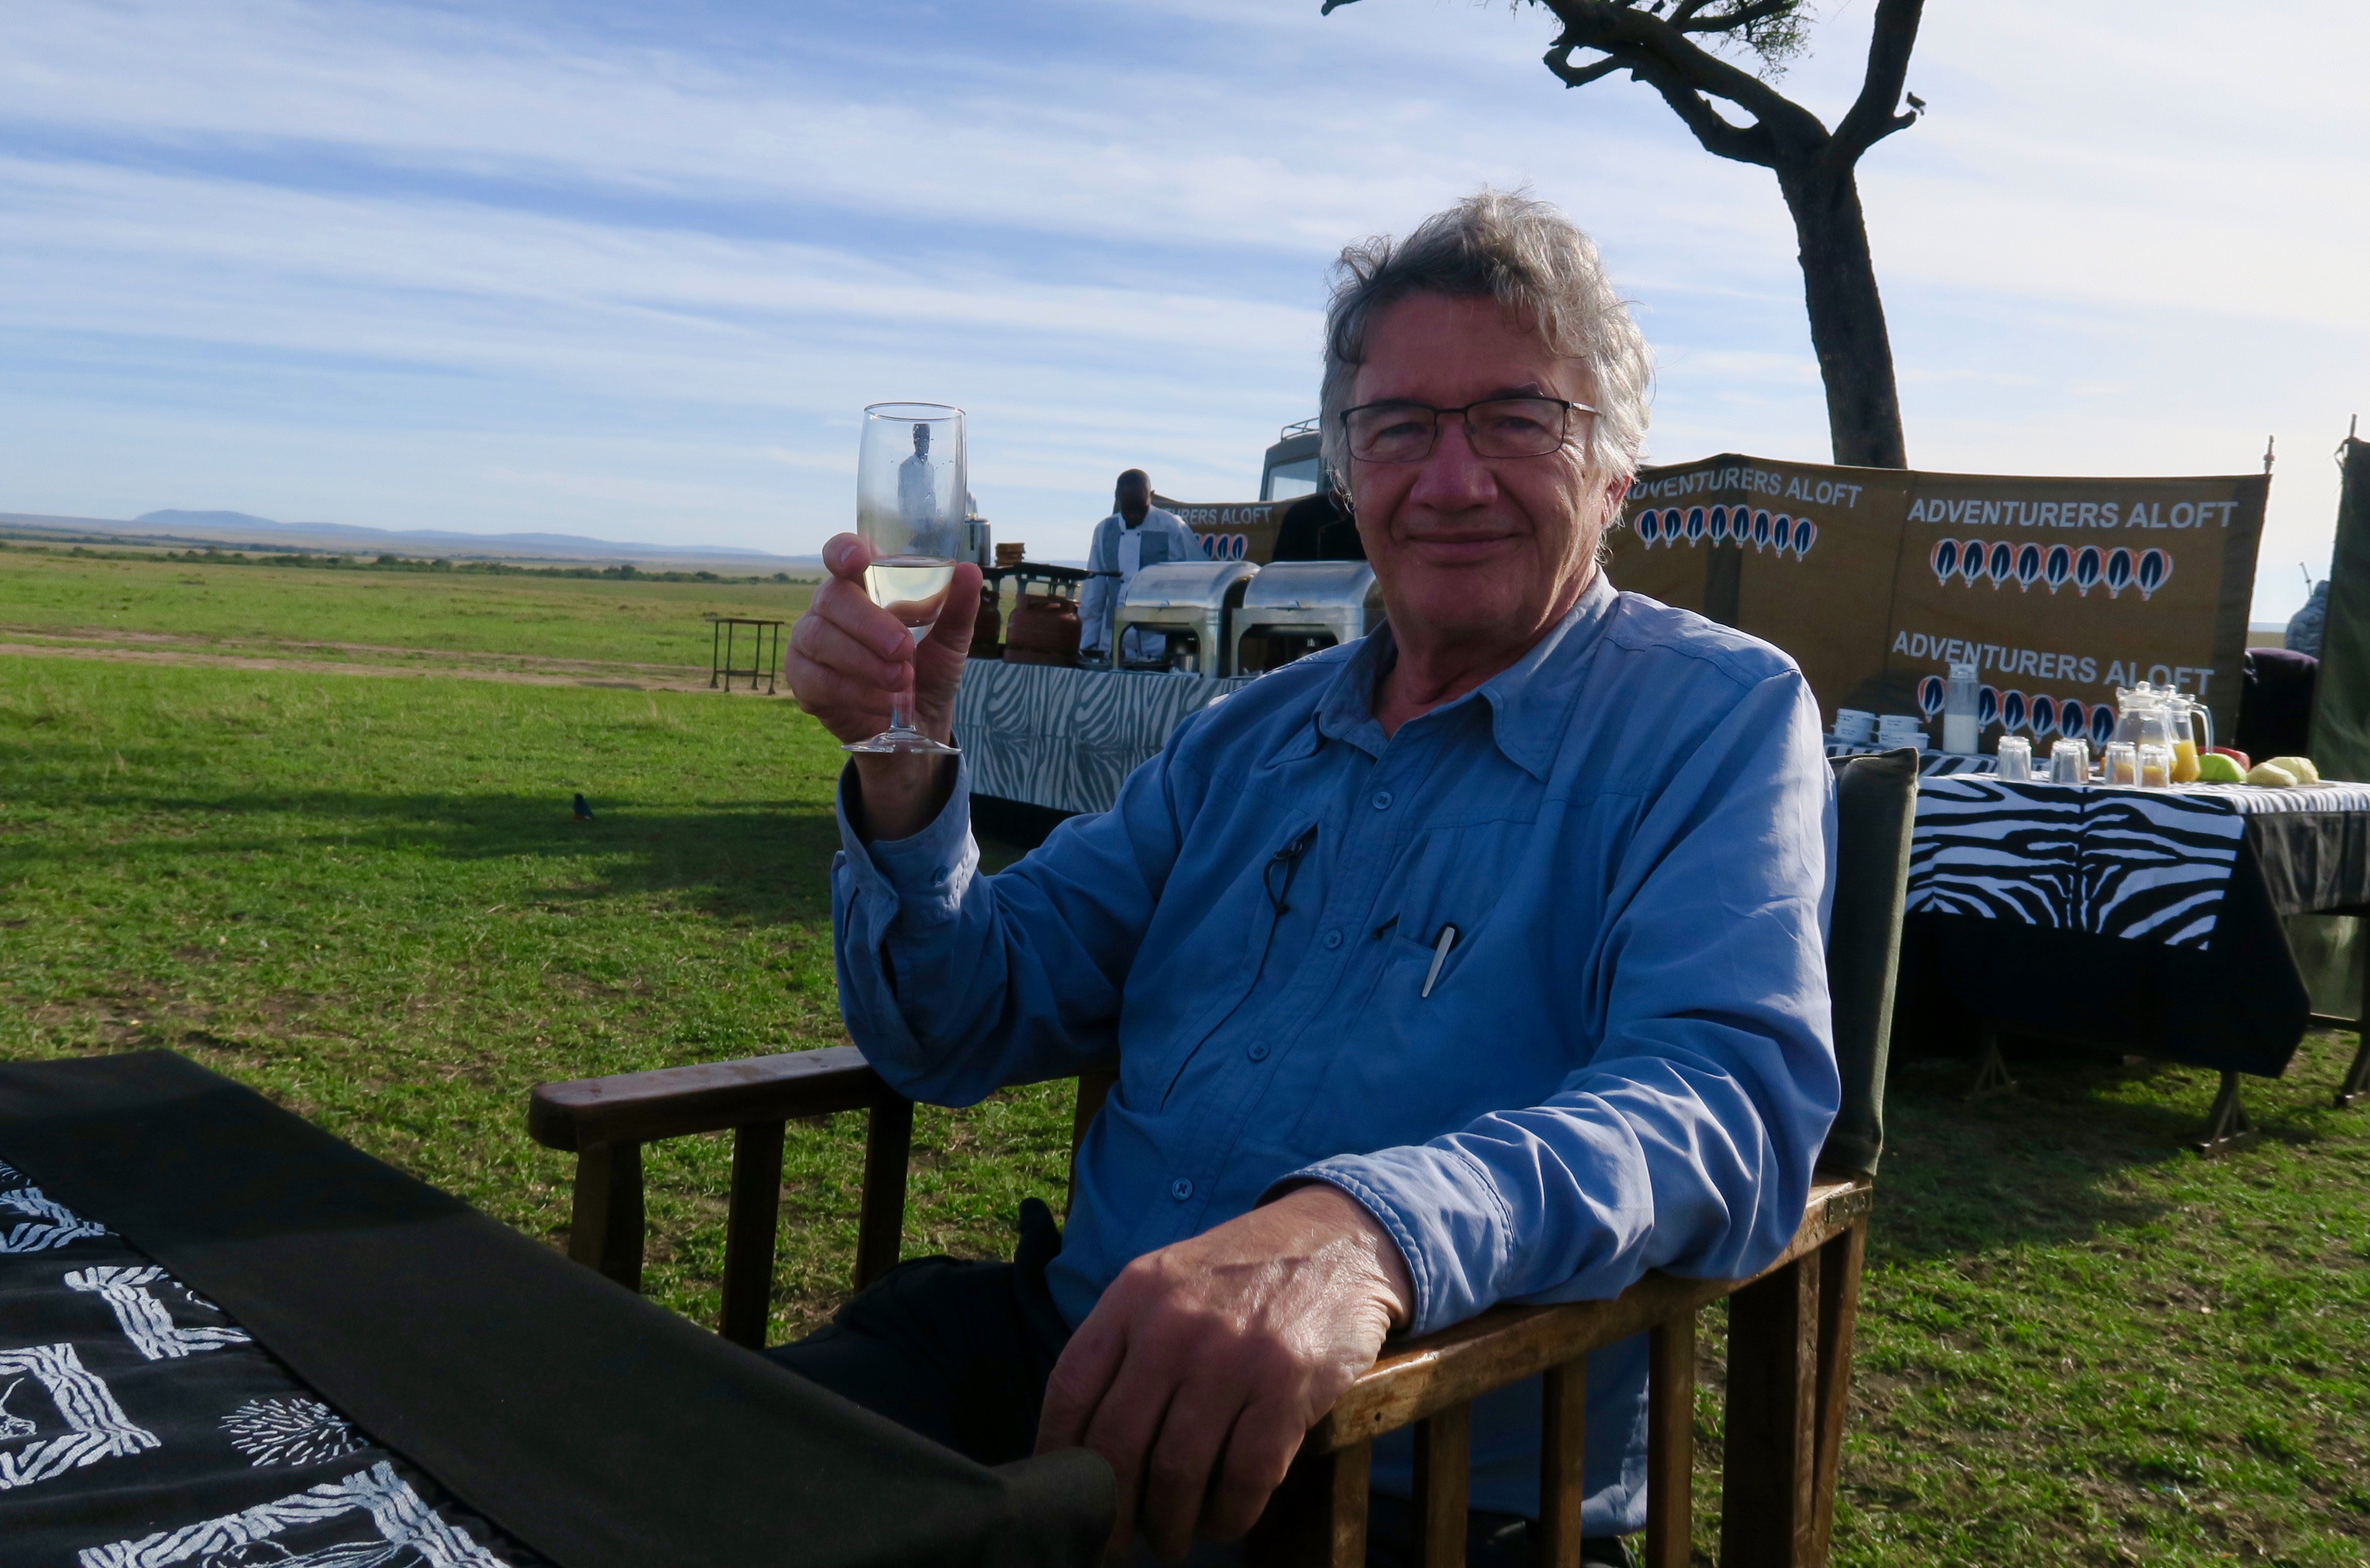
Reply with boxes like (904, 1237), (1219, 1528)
(791, 602), (908, 690)
(821, 532), (875, 582)
(1035, 1317), (1126, 1456)
(811, 575), (915, 664)
(1136, 1382), (1242, 1559)
(1197, 1393), (1306, 1543)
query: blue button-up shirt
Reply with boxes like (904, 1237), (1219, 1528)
(832, 571), (1838, 1529)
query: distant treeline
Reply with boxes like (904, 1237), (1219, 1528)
(0, 536), (813, 586)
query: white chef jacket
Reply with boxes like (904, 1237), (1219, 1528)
(1079, 506), (1201, 658)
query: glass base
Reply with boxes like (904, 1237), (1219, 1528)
(844, 724), (958, 756)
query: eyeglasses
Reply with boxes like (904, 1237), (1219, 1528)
(1340, 397), (1596, 464)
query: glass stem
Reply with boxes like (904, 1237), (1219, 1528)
(890, 692), (916, 734)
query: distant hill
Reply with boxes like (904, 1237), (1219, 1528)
(118, 510), (814, 566)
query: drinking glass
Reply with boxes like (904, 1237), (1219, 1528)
(2103, 741), (2139, 786)
(1995, 735), (2032, 782)
(846, 402), (965, 756)
(2137, 742), (2173, 788)
(2048, 739), (2089, 785)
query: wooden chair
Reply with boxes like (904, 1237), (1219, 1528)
(528, 751), (1918, 1567)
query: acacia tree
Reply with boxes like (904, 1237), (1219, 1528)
(1324, 0), (1927, 470)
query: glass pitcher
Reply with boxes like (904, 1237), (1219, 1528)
(2111, 684), (2160, 748)
(2132, 704), (2179, 786)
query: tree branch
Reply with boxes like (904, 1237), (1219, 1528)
(1536, 0), (1820, 162)
(1826, 0), (1926, 164)
(1671, 0), (1797, 37)
(1542, 42), (1622, 89)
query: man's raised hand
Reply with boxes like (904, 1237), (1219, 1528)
(785, 534), (980, 839)
(1034, 1183), (1414, 1561)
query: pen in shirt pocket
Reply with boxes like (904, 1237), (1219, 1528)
(1420, 924), (1460, 999)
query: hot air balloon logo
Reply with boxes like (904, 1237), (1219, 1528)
(2089, 705), (2117, 750)
(1708, 505), (1731, 544)
(1752, 510), (1773, 551)
(1918, 675), (1946, 717)
(2030, 694), (2057, 737)
(1793, 518), (1817, 559)
(1962, 541), (1988, 586)
(1773, 515), (1794, 554)
(2059, 699), (2088, 740)
(2044, 545), (2072, 593)
(1977, 685), (1999, 729)
(1988, 542), (2014, 587)
(1641, 509), (1664, 546)
(2001, 690), (2028, 733)
(2103, 548), (2134, 599)
(2016, 544), (2042, 592)
(1685, 506), (1707, 545)
(1932, 538), (1961, 585)
(2073, 546), (2102, 597)
(2136, 548), (2171, 600)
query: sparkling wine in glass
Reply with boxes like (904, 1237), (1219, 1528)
(846, 401), (964, 755)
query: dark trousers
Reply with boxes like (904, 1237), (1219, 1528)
(767, 1201), (1631, 1568)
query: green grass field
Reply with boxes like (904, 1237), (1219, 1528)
(3, 544), (2365, 1565)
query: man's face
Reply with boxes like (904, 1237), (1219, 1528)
(1116, 476), (1150, 523)
(1347, 293), (1619, 649)
(912, 424), (931, 457)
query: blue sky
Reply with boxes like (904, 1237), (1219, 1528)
(0, 1), (2361, 618)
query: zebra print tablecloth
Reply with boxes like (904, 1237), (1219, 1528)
(1909, 778), (2370, 948)
(954, 659), (1254, 816)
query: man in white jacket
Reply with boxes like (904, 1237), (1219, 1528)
(1079, 469), (1200, 663)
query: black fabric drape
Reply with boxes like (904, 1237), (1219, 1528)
(1895, 834), (2312, 1078)
(0, 1052), (1114, 1568)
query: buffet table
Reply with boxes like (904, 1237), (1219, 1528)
(0, 1052), (1112, 1568)
(1896, 777), (2370, 1151)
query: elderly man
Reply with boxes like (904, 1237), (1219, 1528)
(781, 191), (1836, 1567)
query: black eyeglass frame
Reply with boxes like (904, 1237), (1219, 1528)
(1337, 396), (1599, 464)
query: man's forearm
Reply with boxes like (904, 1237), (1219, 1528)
(850, 754), (958, 843)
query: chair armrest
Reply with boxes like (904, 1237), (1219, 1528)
(528, 1046), (897, 1152)
(1305, 1175), (1874, 1454)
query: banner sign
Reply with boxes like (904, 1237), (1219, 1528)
(1154, 495), (1284, 565)
(1611, 453), (2267, 749)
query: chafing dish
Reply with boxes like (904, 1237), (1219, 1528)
(1230, 561), (1385, 674)
(1113, 560), (1260, 675)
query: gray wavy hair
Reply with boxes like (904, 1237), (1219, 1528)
(1320, 189), (1651, 490)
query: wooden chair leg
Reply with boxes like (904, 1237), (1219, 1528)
(854, 1096), (913, 1291)
(1412, 1400), (1472, 1568)
(718, 1120), (785, 1348)
(1720, 1253), (1820, 1567)
(567, 1140), (645, 1293)
(1243, 1439), (1370, 1568)
(1644, 1315), (1695, 1568)
(1807, 1218), (1867, 1565)
(1538, 1358), (1588, 1568)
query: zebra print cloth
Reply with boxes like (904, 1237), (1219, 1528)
(1908, 777), (2294, 947)
(954, 658), (1254, 816)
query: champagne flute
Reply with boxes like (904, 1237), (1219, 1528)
(846, 402), (965, 756)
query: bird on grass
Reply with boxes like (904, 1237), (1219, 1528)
(573, 793), (595, 821)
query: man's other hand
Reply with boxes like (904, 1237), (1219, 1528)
(785, 534), (980, 839)
(1034, 1184), (1415, 1560)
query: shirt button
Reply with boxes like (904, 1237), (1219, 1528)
(1247, 1042), (1270, 1062)
(1170, 1177), (1194, 1202)
(1324, 929), (1344, 950)
(1372, 791), (1393, 811)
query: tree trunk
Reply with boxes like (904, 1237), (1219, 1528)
(1777, 165), (1907, 469)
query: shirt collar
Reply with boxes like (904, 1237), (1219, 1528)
(1308, 569), (1620, 781)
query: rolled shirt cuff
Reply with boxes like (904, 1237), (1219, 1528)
(832, 754), (978, 929)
